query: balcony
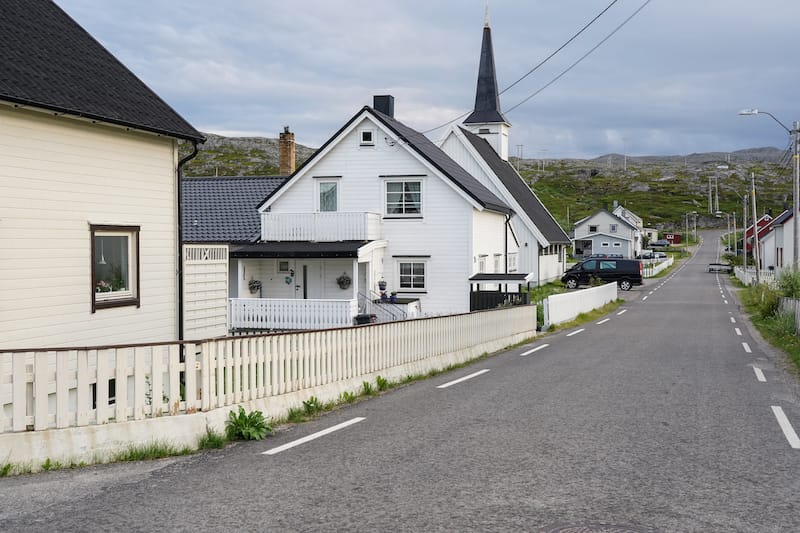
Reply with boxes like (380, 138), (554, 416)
(261, 212), (382, 242)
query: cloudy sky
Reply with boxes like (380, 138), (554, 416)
(57, 0), (799, 159)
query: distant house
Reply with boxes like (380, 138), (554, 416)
(752, 210), (790, 270)
(572, 208), (641, 259)
(0, 1), (204, 349)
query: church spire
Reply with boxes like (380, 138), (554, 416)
(464, 16), (508, 125)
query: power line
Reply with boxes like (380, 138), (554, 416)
(421, 0), (622, 135)
(506, 0), (654, 114)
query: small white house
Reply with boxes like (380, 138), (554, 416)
(572, 209), (640, 259)
(0, 2), (204, 349)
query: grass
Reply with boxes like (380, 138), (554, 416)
(544, 300), (625, 332)
(739, 282), (800, 374)
(111, 440), (194, 462)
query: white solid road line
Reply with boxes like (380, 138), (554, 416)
(262, 417), (366, 455)
(771, 406), (800, 449)
(596, 318), (610, 325)
(566, 328), (585, 337)
(436, 369), (490, 389)
(521, 344), (549, 356)
(752, 366), (766, 382)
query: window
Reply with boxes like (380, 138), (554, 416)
(599, 260), (617, 270)
(278, 261), (290, 273)
(91, 225), (139, 312)
(319, 181), (338, 212)
(610, 224), (618, 233)
(399, 261), (425, 290)
(478, 255), (487, 273)
(360, 129), (374, 146)
(601, 242), (610, 248)
(386, 180), (421, 216)
(494, 254), (502, 273)
(581, 260), (597, 271)
(508, 253), (518, 273)
(613, 242), (622, 248)
(589, 225), (598, 233)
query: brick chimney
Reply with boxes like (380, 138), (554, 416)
(279, 126), (295, 175)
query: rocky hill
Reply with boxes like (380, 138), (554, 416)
(180, 133), (792, 232)
(180, 133), (316, 177)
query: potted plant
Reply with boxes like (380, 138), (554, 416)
(378, 279), (387, 291)
(389, 291), (398, 304)
(248, 279), (262, 294)
(336, 272), (352, 290)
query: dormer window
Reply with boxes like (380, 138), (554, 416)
(360, 129), (375, 146)
(478, 128), (491, 134)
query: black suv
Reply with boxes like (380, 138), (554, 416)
(561, 258), (643, 291)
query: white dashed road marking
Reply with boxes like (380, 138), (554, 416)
(521, 344), (549, 356)
(771, 406), (800, 449)
(735, 328), (742, 336)
(617, 309), (627, 316)
(566, 329), (585, 337)
(596, 318), (610, 325)
(436, 369), (490, 389)
(262, 417), (365, 455)
(730, 317), (736, 323)
(752, 366), (766, 382)
(742, 342), (752, 353)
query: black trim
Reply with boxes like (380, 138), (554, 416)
(379, 174), (427, 178)
(383, 216), (423, 220)
(392, 255), (431, 258)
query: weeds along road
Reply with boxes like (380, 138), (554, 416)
(2, 230), (800, 532)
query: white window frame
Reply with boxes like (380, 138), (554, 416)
(315, 178), (340, 212)
(613, 242), (622, 248)
(508, 253), (518, 273)
(91, 225), (139, 312)
(360, 129), (375, 146)
(601, 241), (610, 248)
(610, 224), (618, 233)
(478, 255), (487, 273)
(493, 253), (502, 273)
(384, 179), (423, 217)
(397, 259), (426, 292)
(278, 260), (291, 273)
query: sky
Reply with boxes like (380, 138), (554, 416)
(56, 0), (800, 159)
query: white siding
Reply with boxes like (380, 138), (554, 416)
(268, 117), (479, 315)
(0, 106), (179, 348)
(183, 245), (228, 340)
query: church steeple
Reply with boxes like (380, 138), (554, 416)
(463, 13), (510, 160)
(464, 17), (508, 126)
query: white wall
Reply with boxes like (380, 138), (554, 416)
(267, 116), (491, 315)
(183, 245), (228, 340)
(0, 106), (179, 349)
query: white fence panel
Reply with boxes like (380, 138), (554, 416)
(261, 212), (381, 241)
(229, 298), (358, 330)
(1, 305), (536, 435)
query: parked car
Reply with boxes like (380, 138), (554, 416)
(561, 258), (643, 291)
(650, 239), (671, 248)
(640, 250), (666, 260)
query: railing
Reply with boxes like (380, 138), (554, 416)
(0, 306), (536, 434)
(229, 298), (358, 331)
(642, 256), (674, 277)
(470, 291), (530, 311)
(358, 291), (408, 322)
(261, 212), (382, 241)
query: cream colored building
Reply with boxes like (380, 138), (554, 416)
(0, 1), (204, 349)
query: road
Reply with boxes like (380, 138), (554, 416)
(2, 231), (799, 532)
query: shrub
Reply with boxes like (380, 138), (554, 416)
(225, 406), (272, 441)
(779, 268), (800, 298)
(376, 375), (389, 391)
(338, 391), (357, 404)
(303, 396), (322, 416)
(198, 429), (227, 450)
(362, 381), (374, 396)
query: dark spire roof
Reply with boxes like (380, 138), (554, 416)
(0, 0), (204, 142)
(464, 22), (508, 125)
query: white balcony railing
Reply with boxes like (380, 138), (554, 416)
(229, 298), (359, 331)
(261, 212), (382, 241)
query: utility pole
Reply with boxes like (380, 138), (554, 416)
(793, 121), (799, 269)
(752, 172), (760, 284)
(733, 211), (737, 257)
(708, 178), (713, 214)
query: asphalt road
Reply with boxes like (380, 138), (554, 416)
(2, 231), (799, 532)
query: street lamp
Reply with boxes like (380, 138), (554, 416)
(739, 108), (800, 270)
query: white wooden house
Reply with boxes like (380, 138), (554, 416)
(0, 1), (205, 349)
(572, 209), (640, 259)
(439, 18), (570, 285)
(226, 95), (515, 328)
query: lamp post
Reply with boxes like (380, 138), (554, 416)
(739, 109), (800, 270)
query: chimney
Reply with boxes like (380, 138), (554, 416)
(279, 126), (295, 175)
(373, 95), (394, 118)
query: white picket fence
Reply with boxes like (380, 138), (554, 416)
(0, 305), (536, 434)
(734, 266), (777, 287)
(642, 256), (674, 277)
(229, 298), (359, 330)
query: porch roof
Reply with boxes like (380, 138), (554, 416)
(469, 272), (536, 284)
(230, 241), (369, 258)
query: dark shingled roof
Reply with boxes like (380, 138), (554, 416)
(369, 109), (511, 214)
(231, 241), (367, 259)
(0, 0), (204, 142)
(460, 128), (570, 244)
(262, 106), (511, 215)
(183, 176), (287, 243)
(464, 24), (508, 125)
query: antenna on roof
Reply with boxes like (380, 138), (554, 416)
(484, 1), (490, 27)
